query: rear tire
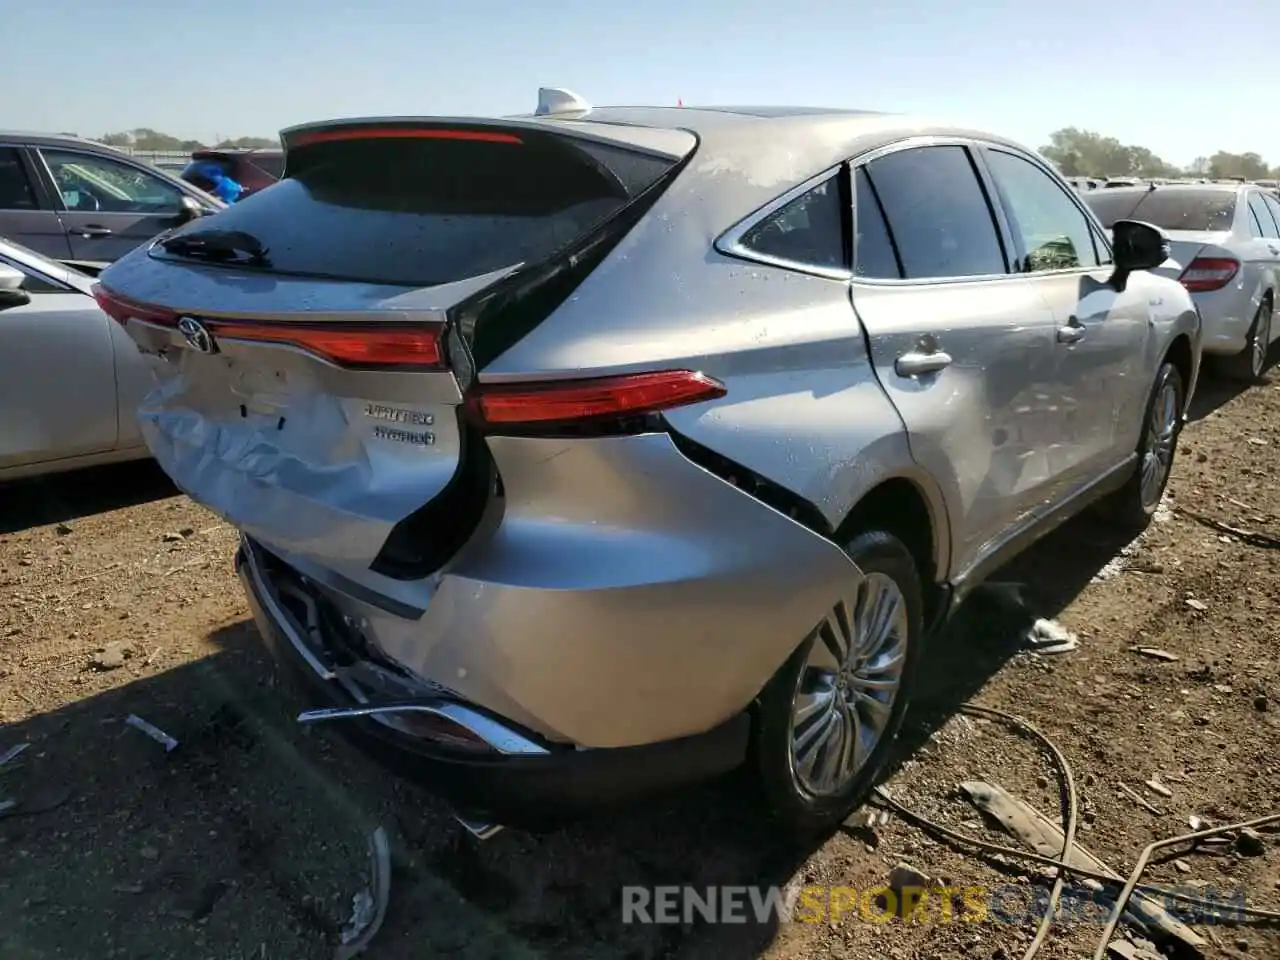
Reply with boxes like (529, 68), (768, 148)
(754, 530), (924, 839)
(1098, 361), (1184, 530)
(1217, 296), (1273, 383)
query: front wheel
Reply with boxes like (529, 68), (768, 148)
(1099, 361), (1185, 529)
(754, 530), (924, 839)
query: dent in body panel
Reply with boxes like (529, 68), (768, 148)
(134, 338), (463, 586)
(334, 433), (862, 749)
(850, 277), (1062, 581)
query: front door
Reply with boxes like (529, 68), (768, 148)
(36, 147), (190, 262)
(979, 146), (1152, 491)
(849, 144), (1062, 579)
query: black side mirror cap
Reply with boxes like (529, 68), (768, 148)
(174, 195), (205, 224)
(1108, 219), (1170, 292)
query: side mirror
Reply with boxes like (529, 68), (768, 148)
(1108, 219), (1170, 292)
(174, 195), (205, 224)
(0, 263), (31, 311)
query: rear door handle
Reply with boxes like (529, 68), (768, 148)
(1269, 245), (1279, 256)
(1057, 318), (1087, 344)
(895, 351), (954, 377)
(72, 225), (113, 238)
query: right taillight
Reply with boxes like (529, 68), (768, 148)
(467, 369), (726, 434)
(1178, 257), (1239, 293)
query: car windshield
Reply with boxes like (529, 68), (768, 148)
(1086, 189), (1237, 231)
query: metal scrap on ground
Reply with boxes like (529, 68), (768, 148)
(334, 826), (391, 960)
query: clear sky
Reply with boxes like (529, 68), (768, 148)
(6, 0), (1277, 167)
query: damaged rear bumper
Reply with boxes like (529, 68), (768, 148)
(236, 539), (750, 828)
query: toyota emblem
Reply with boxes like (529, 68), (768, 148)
(177, 316), (217, 354)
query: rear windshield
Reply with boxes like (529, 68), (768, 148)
(247, 153), (284, 179)
(155, 134), (677, 286)
(1085, 189), (1237, 231)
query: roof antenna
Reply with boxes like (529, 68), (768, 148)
(536, 87), (591, 117)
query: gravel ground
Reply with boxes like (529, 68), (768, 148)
(1, 371), (1278, 960)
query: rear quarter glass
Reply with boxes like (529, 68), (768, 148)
(153, 134), (679, 287)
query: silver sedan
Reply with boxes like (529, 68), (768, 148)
(1085, 183), (1280, 380)
(0, 237), (162, 480)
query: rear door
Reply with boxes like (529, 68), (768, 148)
(33, 147), (195, 261)
(0, 250), (118, 468)
(0, 146), (72, 260)
(1245, 191), (1280, 299)
(848, 142), (1062, 578)
(98, 121), (692, 591)
(978, 145), (1151, 489)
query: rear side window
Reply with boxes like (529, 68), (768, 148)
(852, 168), (900, 279)
(0, 148), (38, 210)
(864, 146), (1007, 279)
(1247, 193), (1279, 239)
(1264, 194), (1280, 236)
(157, 133), (679, 286)
(1086, 189), (1236, 231)
(738, 177), (847, 270)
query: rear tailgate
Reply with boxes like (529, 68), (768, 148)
(97, 118), (695, 588)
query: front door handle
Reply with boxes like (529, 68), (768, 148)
(72, 225), (113, 238)
(1057, 317), (1087, 344)
(1269, 245), (1279, 256)
(895, 350), (954, 377)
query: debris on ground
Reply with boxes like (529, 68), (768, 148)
(959, 780), (1206, 953)
(91, 642), (127, 670)
(1118, 782), (1164, 816)
(1024, 618), (1079, 655)
(1184, 597), (1208, 612)
(1143, 777), (1173, 799)
(124, 714), (179, 752)
(1131, 647), (1180, 662)
(1106, 939), (1164, 960)
(334, 826), (391, 960)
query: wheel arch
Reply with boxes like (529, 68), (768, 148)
(834, 473), (951, 626)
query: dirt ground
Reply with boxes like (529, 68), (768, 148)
(1, 369), (1278, 960)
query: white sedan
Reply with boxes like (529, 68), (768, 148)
(0, 237), (162, 480)
(1085, 183), (1280, 381)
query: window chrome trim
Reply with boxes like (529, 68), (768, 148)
(715, 163), (852, 281)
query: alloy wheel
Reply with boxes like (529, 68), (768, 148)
(1139, 377), (1180, 510)
(787, 573), (908, 797)
(1251, 301), (1273, 378)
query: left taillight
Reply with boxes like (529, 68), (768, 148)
(90, 283), (445, 370)
(92, 283), (177, 326)
(467, 369), (726, 434)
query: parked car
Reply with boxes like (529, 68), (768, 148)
(180, 148), (283, 200)
(0, 132), (223, 271)
(0, 236), (161, 480)
(1084, 183), (1280, 381)
(95, 92), (1200, 838)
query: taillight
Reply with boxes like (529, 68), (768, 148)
(92, 283), (177, 326)
(1178, 257), (1239, 293)
(468, 370), (726, 432)
(92, 283), (445, 370)
(206, 321), (444, 369)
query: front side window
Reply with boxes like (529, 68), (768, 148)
(863, 146), (1007, 280)
(40, 149), (184, 215)
(738, 177), (847, 271)
(985, 149), (1101, 272)
(0, 148), (38, 211)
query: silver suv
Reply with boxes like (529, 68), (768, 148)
(95, 91), (1201, 839)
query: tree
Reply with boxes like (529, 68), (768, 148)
(1040, 128), (1179, 179)
(1207, 151), (1270, 181)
